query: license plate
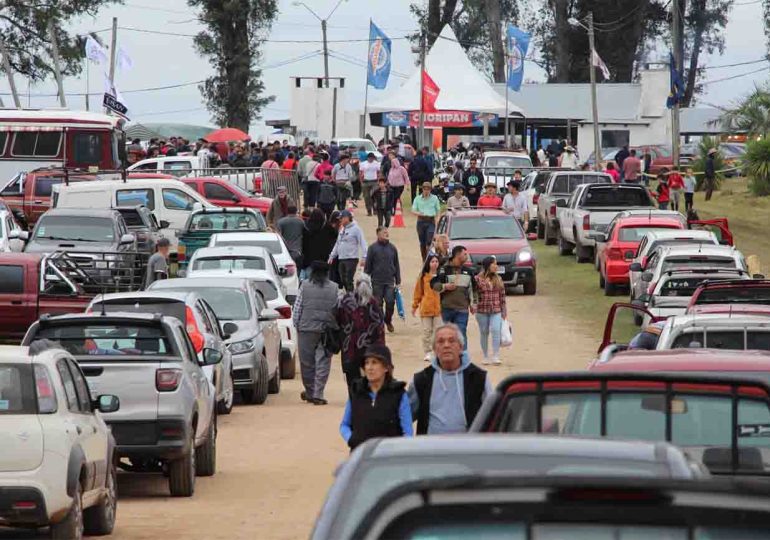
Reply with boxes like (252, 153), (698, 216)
(496, 266), (505, 274)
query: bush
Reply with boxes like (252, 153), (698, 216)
(744, 138), (770, 196)
(693, 136), (724, 192)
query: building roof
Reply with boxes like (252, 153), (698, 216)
(680, 107), (724, 135)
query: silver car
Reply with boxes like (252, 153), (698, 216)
(148, 277), (281, 405)
(23, 312), (220, 497)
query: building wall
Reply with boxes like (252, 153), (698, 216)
(290, 81), (346, 142)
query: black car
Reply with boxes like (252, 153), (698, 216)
(116, 205), (167, 253)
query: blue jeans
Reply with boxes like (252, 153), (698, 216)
(476, 312), (502, 359)
(658, 201), (669, 210)
(416, 219), (436, 249)
(441, 308), (469, 350)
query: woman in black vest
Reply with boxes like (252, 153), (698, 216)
(339, 345), (413, 451)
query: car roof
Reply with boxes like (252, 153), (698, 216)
(149, 276), (252, 290)
(615, 216), (684, 227)
(447, 208), (509, 219)
(37, 311), (179, 325)
(660, 244), (739, 257)
(667, 312), (770, 328)
(193, 245), (270, 258)
(0, 345), (33, 363)
(592, 348), (770, 372)
(42, 207), (120, 218)
(126, 173), (176, 180)
(210, 231), (281, 242)
(553, 171), (611, 176)
(482, 151), (530, 157)
(690, 305), (770, 315)
(191, 206), (259, 216)
(644, 229), (716, 240)
(91, 290), (197, 304)
(189, 269), (278, 283)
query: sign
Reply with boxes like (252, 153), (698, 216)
(382, 111), (499, 128)
(506, 25), (531, 92)
(103, 93), (128, 117)
(367, 21), (392, 90)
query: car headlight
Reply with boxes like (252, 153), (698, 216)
(228, 338), (255, 354)
(517, 250), (533, 263)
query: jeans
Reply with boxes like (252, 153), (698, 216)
(372, 281), (395, 324)
(391, 185), (404, 213)
(336, 184), (350, 211)
(376, 210), (391, 228)
(659, 201), (669, 210)
(362, 181), (377, 214)
(441, 308), (469, 350)
(338, 258), (358, 293)
(685, 192), (694, 212)
(416, 219), (436, 260)
(476, 312), (502, 359)
(305, 181), (319, 209)
(670, 188), (682, 212)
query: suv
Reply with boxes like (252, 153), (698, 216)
(25, 208), (136, 256)
(687, 279), (770, 316)
(22, 312), (221, 497)
(0, 342), (120, 539)
(536, 171), (611, 244)
(114, 205), (167, 254)
(436, 208), (536, 294)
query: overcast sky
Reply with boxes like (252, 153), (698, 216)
(1, 0), (767, 136)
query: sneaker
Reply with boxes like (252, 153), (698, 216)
(312, 398), (328, 406)
(386, 322), (395, 333)
(482, 356), (491, 365)
(423, 353), (431, 362)
(492, 355), (501, 365)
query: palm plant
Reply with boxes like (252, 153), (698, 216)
(717, 87), (770, 138)
(744, 138), (770, 196)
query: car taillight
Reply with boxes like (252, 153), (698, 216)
(608, 248), (624, 260)
(177, 244), (186, 262)
(533, 194), (540, 205)
(185, 306), (205, 353)
(156, 369), (182, 392)
(284, 263), (296, 277)
(549, 204), (556, 217)
(11, 501), (37, 510)
(582, 215), (590, 231)
(276, 306), (292, 319)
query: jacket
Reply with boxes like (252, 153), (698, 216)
(371, 187), (395, 212)
(340, 378), (412, 449)
(330, 222), (367, 261)
(431, 262), (477, 311)
(412, 274), (441, 317)
(267, 196), (295, 227)
(409, 156), (432, 182)
(336, 294), (385, 366)
(302, 219), (335, 269)
(387, 159), (409, 188)
(407, 352), (490, 435)
(364, 240), (401, 286)
(293, 279), (339, 333)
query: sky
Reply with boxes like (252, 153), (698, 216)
(1, 0), (767, 136)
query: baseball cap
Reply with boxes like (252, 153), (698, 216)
(340, 210), (353, 219)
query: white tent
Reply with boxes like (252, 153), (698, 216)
(369, 25), (525, 117)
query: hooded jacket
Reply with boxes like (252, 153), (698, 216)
(387, 158), (409, 188)
(407, 352), (491, 435)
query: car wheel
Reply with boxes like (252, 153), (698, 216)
(599, 271), (606, 289)
(242, 355), (269, 405)
(280, 348), (296, 380)
(195, 414), (217, 477)
(594, 252), (601, 271)
(633, 309), (644, 326)
(168, 432), (196, 497)
(83, 462), (117, 536)
(536, 220), (545, 239)
(217, 370), (234, 415)
(604, 276), (616, 296)
(50, 479), (83, 539)
(523, 278), (537, 295)
(557, 232), (573, 256)
(268, 364), (281, 394)
(574, 236), (591, 263)
(544, 223), (556, 246)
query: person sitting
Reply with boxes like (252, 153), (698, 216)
(477, 183), (502, 208)
(628, 321), (665, 350)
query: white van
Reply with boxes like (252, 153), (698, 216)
(128, 156), (257, 192)
(53, 178), (215, 250)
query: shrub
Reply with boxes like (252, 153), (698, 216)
(693, 136), (724, 192)
(744, 138), (770, 196)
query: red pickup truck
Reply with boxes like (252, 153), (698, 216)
(0, 253), (92, 340)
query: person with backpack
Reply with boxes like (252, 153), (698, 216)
(317, 172), (338, 220)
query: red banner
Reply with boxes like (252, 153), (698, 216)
(421, 70), (440, 113)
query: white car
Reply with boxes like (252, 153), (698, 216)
(208, 231), (300, 302)
(186, 244), (286, 294)
(0, 209), (27, 252)
(480, 151), (533, 192)
(336, 138), (382, 162)
(0, 341), (120, 539)
(186, 268), (297, 380)
(656, 312), (770, 351)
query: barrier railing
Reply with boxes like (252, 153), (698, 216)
(181, 167), (301, 202)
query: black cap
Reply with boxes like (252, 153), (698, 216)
(364, 344), (393, 368)
(507, 180), (521, 190)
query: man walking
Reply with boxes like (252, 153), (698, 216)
(277, 205), (305, 268)
(462, 157), (484, 206)
(615, 144), (630, 181)
(704, 148), (717, 201)
(431, 246), (477, 349)
(502, 180), (529, 228)
(412, 181), (441, 261)
(364, 227), (401, 333)
(359, 152), (380, 216)
(298, 147), (314, 209)
(144, 237), (170, 289)
(622, 149), (642, 184)
(266, 185), (296, 228)
(407, 324), (492, 434)
(408, 149), (432, 202)
(332, 153), (354, 211)
(329, 210), (367, 293)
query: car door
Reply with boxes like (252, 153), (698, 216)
(559, 188), (578, 241)
(688, 218), (733, 246)
(203, 181), (239, 207)
(0, 264), (34, 339)
(56, 358), (96, 490)
(629, 235), (648, 297)
(253, 284), (280, 376)
(161, 187), (198, 235)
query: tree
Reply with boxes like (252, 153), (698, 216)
(717, 86), (770, 137)
(189, 0), (277, 131)
(0, 1), (119, 82)
(681, 0), (732, 107)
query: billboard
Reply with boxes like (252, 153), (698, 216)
(382, 111), (499, 128)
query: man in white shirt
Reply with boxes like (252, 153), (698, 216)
(331, 154), (354, 211)
(359, 152), (381, 216)
(502, 180), (529, 227)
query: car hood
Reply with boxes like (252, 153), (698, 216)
(25, 240), (118, 253)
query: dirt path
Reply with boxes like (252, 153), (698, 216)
(1, 207), (597, 540)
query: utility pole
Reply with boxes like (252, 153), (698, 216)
(417, 30), (427, 151)
(671, 0), (685, 169)
(587, 12), (601, 172)
(47, 20), (67, 108)
(105, 17), (118, 114)
(321, 19), (329, 88)
(0, 36), (21, 108)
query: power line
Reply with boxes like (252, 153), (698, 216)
(96, 26), (411, 43)
(703, 58), (768, 70)
(701, 65), (769, 85)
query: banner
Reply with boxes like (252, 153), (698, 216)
(506, 24), (530, 92)
(421, 70), (440, 112)
(117, 46), (133, 72)
(382, 111), (499, 128)
(592, 49), (611, 80)
(666, 52), (685, 109)
(84, 35), (108, 65)
(367, 21), (391, 89)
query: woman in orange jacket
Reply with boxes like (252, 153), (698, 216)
(412, 254), (442, 362)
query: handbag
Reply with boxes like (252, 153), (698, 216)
(395, 288), (405, 320)
(500, 320), (513, 348)
(323, 327), (342, 354)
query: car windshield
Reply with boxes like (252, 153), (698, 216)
(35, 216), (115, 242)
(695, 286), (770, 305)
(619, 226), (680, 242)
(484, 156), (531, 169)
(190, 212), (263, 231)
(192, 256), (266, 272)
(92, 300), (186, 323)
(215, 239), (282, 254)
(662, 257), (737, 272)
(154, 286), (251, 321)
(583, 187), (651, 207)
(340, 139), (377, 153)
(647, 238), (716, 255)
(657, 276), (733, 298)
(450, 217), (523, 240)
(670, 330), (770, 350)
(117, 210), (145, 227)
(0, 364), (36, 414)
(35, 324), (171, 356)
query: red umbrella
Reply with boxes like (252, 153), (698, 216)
(203, 127), (250, 143)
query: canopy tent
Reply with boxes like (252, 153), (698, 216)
(125, 122), (215, 142)
(368, 25), (525, 117)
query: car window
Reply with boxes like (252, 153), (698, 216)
(117, 188), (155, 210)
(252, 285), (267, 312)
(163, 161), (192, 173)
(215, 238), (283, 254)
(66, 360), (93, 412)
(33, 176), (65, 197)
(0, 265), (23, 294)
(34, 215), (115, 243)
(117, 209), (145, 227)
(11, 131), (62, 157)
(583, 187), (651, 207)
(151, 286), (252, 321)
(252, 279), (279, 301)
(72, 133), (103, 165)
(133, 162), (157, 171)
(637, 237), (648, 257)
(192, 256), (266, 272)
(661, 256), (737, 272)
(177, 325), (199, 363)
(195, 302), (215, 334)
(163, 188), (196, 210)
(190, 212), (262, 231)
(0, 132), (6, 154)
(449, 217), (523, 240)
(37, 324), (172, 356)
(0, 364), (37, 414)
(204, 182), (235, 200)
(619, 226), (679, 243)
(56, 360), (80, 411)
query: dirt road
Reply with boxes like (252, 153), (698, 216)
(1, 208), (597, 540)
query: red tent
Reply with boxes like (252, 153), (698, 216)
(204, 127), (250, 143)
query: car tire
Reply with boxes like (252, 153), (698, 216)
(536, 220), (545, 239)
(268, 365), (281, 394)
(633, 310), (644, 326)
(241, 355), (269, 405)
(544, 222), (556, 246)
(523, 278), (537, 295)
(217, 370), (234, 415)
(195, 414), (217, 477)
(557, 232), (573, 256)
(604, 277), (616, 296)
(574, 236), (591, 263)
(599, 270), (606, 289)
(50, 479), (83, 540)
(168, 432), (196, 497)
(280, 349), (296, 380)
(83, 462), (117, 536)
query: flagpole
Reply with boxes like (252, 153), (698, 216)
(362, 18), (371, 139)
(418, 30), (426, 150)
(505, 62), (509, 149)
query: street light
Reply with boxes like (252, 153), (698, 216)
(292, 0), (347, 88)
(569, 13), (602, 171)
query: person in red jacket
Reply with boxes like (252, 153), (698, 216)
(477, 183), (502, 208)
(655, 173), (670, 210)
(667, 166), (685, 212)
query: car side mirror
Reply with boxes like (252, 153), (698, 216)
(588, 232), (607, 243)
(278, 267), (288, 277)
(159, 220), (170, 229)
(231, 196), (240, 203)
(202, 348), (223, 365)
(120, 233), (135, 245)
(629, 262), (643, 272)
(641, 271), (654, 282)
(555, 199), (567, 208)
(94, 394), (120, 413)
(8, 230), (28, 241)
(222, 322), (238, 336)
(258, 308), (280, 322)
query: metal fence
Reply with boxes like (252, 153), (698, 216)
(180, 167), (301, 202)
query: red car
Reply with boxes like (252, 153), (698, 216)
(182, 177), (272, 216)
(686, 279), (770, 316)
(595, 215), (686, 296)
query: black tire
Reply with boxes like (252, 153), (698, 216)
(168, 432), (196, 497)
(50, 479), (83, 539)
(280, 349), (296, 380)
(544, 222), (557, 245)
(523, 278), (537, 295)
(195, 415), (217, 477)
(268, 365), (281, 394)
(599, 271), (606, 289)
(633, 310), (644, 326)
(83, 462), (117, 536)
(557, 232), (573, 256)
(574, 235), (591, 263)
(604, 277), (616, 296)
(594, 252), (601, 271)
(536, 220), (545, 239)
(241, 355), (269, 405)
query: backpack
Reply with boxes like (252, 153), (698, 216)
(318, 182), (336, 205)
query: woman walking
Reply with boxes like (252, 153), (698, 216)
(337, 274), (385, 391)
(292, 261), (339, 405)
(339, 344), (413, 451)
(300, 208), (330, 280)
(412, 255), (442, 362)
(475, 256), (507, 365)
(387, 156), (409, 214)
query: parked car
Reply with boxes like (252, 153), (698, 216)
(593, 214), (688, 296)
(87, 291), (236, 414)
(0, 341), (120, 539)
(536, 171), (611, 244)
(584, 147), (620, 169)
(687, 279), (770, 315)
(435, 207), (537, 294)
(207, 231), (299, 302)
(336, 138), (383, 161)
(127, 156), (259, 193)
(24, 207), (135, 255)
(0, 208), (27, 252)
(520, 169), (569, 233)
(480, 151), (534, 192)
(176, 207), (267, 270)
(632, 144), (674, 175)
(114, 204), (167, 254)
(311, 434), (707, 540)
(183, 176), (272, 216)
(187, 244), (285, 291)
(556, 183), (656, 263)
(22, 312), (220, 497)
(148, 277), (281, 404)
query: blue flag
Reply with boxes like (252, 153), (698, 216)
(666, 52), (685, 109)
(367, 21), (392, 90)
(506, 25), (530, 92)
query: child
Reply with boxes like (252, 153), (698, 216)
(477, 183), (502, 208)
(412, 255), (442, 362)
(668, 166), (685, 212)
(371, 177), (394, 228)
(684, 167), (697, 213)
(655, 172), (670, 210)
(605, 161), (620, 183)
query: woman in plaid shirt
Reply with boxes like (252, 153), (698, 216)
(475, 256), (507, 365)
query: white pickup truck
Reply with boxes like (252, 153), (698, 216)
(128, 156), (260, 193)
(556, 183), (655, 263)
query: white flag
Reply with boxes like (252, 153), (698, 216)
(103, 71), (127, 109)
(117, 46), (133, 71)
(592, 49), (610, 80)
(84, 35), (108, 65)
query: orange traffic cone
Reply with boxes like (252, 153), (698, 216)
(392, 198), (405, 228)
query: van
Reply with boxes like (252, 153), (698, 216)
(53, 178), (215, 251)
